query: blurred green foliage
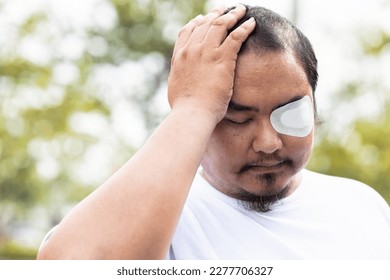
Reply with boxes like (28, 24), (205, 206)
(0, 241), (37, 260)
(0, 0), (207, 259)
(308, 99), (390, 202)
(308, 25), (390, 203)
(0, 0), (389, 259)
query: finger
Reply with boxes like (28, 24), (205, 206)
(203, 4), (248, 47)
(173, 15), (204, 53)
(188, 5), (227, 44)
(219, 17), (256, 55)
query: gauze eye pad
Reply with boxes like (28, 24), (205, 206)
(270, 95), (313, 137)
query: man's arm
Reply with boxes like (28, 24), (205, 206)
(37, 4), (255, 260)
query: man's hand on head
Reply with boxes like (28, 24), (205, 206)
(168, 4), (256, 124)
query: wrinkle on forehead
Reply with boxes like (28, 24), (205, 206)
(237, 50), (307, 81)
(232, 50), (312, 111)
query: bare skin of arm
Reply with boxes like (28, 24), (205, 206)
(37, 4), (255, 260)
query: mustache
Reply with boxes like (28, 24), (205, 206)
(237, 156), (292, 174)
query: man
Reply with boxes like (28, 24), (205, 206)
(37, 4), (390, 260)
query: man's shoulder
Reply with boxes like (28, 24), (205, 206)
(302, 168), (386, 203)
(303, 168), (369, 188)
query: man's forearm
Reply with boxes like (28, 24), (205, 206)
(37, 107), (217, 259)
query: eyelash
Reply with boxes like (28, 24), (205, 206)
(226, 118), (253, 125)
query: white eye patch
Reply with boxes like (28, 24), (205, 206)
(270, 95), (314, 137)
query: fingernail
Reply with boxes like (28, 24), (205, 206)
(225, 6), (236, 13)
(195, 14), (204, 20)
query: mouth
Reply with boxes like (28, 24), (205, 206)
(238, 160), (287, 174)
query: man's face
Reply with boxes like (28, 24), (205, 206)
(201, 50), (314, 208)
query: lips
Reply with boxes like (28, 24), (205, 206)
(249, 161), (285, 168)
(238, 160), (287, 174)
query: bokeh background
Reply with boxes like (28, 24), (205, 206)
(1, 0), (389, 259)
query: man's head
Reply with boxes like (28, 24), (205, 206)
(235, 5), (319, 119)
(201, 6), (318, 212)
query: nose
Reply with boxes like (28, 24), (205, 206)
(252, 119), (282, 154)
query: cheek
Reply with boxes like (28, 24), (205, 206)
(203, 127), (250, 168)
(284, 133), (314, 164)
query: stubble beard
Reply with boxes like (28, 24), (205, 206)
(234, 168), (293, 213)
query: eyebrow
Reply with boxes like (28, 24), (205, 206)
(273, 95), (306, 110)
(227, 95), (306, 113)
(227, 100), (259, 112)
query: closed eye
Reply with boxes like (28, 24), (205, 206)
(225, 118), (253, 125)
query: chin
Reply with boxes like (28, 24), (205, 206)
(233, 173), (295, 213)
(236, 168), (297, 196)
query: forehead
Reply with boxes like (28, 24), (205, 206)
(232, 50), (312, 110)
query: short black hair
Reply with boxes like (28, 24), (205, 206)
(229, 5), (319, 120)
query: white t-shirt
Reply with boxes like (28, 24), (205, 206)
(168, 169), (390, 259)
